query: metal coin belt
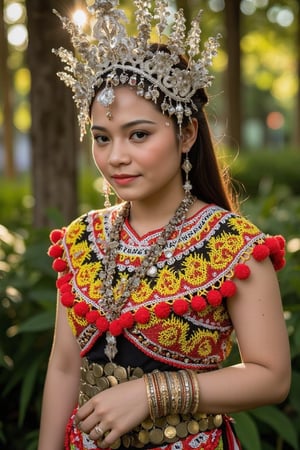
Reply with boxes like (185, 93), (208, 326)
(79, 358), (223, 449)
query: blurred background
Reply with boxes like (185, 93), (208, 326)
(0, 1), (299, 449)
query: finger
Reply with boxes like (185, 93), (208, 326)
(97, 429), (121, 449)
(75, 401), (94, 425)
(89, 423), (105, 441)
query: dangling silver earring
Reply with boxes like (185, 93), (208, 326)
(182, 151), (192, 195)
(102, 178), (112, 208)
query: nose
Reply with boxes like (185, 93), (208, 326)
(108, 139), (131, 167)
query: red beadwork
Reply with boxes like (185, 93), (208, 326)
(56, 273), (72, 288)
(48, 244), (63, 258)
(135, 307), (151, 324)
(207, 290), (222, 306)
(119, 311), (135, 328)
(234, 263), (250, 280)
(220, 280), (237, 298)
(61, 292), (75, 307)
(252, 244), (270, 261)
(74, 302), (90, 317)
(173, 299), (189, 315)
(154, 302), (171, 318)
(53, 257), (68, 272)
(96, 316), (109, 332)
(109, 319), (123, 336)
(191, 295), (206, 312)
(86, 310), (100, 324)
(50, 229), (64, 244)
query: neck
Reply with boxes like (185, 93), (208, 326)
(128, 191), (187, 236)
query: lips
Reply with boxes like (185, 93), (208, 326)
(111, 174), (139, 185)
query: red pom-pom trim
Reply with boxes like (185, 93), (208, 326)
(191, 296), (206, 312)
(207, 290), (222, 307)
(135, 307), (151, 324)
(220, 280), (237, 298)
(74, 302), (90, 317)
(86, 310), (100, 324)
(52, 258), (67, 272)
(173, 299), (189, 315)
(275, 235), (286, 250)
(234, 263), (250, 280)
(154, 302), (171, 319)
(56, 273), (72, 288)
(252, 244), (270, 261)
(265, 237), (280, 254)
(50, 229), (64, 244)
(60, 292), (75, 307)
(96, 316), (109, 332)
(119, 311), (135, 329)
(109, 319), (123, 336)
(48, 244), (63, 258)
(59, 283), (72, 294)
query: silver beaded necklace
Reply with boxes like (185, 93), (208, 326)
(99, 193), (195, 360)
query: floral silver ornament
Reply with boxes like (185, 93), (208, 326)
(53, 0), (221, 140)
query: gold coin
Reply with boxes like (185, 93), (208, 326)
(96, 377), (110, 390)
(187, 420), (200, 435)
(141, 418), (153, 430)
(149, 428), (164, 445)
(82, 358), (89, 369)
(110, 437), (121, 449)
(164, 425), (177, 440)
(132, 367), (144, 378)
(166, 414), (180, 426)
(193, 412), (207, 420)
(85, 372), (96, 385)
(198, 417), (209, 432)
(208, 415), (215, 429)
(176, 422), (188, 438)
(104, 362), (117, 375)
(138, 429), (150, 444)
(213, 414), (223, 428)
(122, 434), (132, 448)
(107, 375), (118, 386)
(114, 366), (128, 380)
(155, 417), (166, 427)
(92, 363), (103, 377)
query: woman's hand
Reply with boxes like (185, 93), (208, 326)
(75, 376), (149, 448)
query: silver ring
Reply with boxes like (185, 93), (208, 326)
(94, 424), (104, 436)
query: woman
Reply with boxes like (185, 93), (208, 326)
(38, 1), (291, 449)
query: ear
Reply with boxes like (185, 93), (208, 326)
(181, 118), (198, 153)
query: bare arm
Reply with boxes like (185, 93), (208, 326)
(195, 256), (291, 413)
(38, 295), (81, 450)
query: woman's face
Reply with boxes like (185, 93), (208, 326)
(90, 86), (192, 205)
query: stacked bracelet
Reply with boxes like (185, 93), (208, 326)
(143, 370), (200, 420)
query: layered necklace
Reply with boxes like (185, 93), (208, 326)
(99, 193), (195, 361)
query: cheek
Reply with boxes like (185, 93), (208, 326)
(92, 147), (105, 172)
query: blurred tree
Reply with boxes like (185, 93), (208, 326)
(26, 0), (79, 228)
(224, 0), (241, 148)
(0, 0), (15, 177)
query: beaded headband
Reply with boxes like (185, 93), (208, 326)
(53, 0), (221, 139)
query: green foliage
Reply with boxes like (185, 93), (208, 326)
(229, 149), (300, 198)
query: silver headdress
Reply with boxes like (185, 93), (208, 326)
(53, 0), (221, 139)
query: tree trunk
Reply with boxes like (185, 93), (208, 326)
(224, 0), (241, 148)
(26, 0), (79, 228)
(0, 0), (15, 178)
(294, 6), (300, 149)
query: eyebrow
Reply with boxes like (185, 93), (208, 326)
(91, 119), (156, 132)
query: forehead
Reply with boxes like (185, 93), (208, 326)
(91, 85), (163, 121)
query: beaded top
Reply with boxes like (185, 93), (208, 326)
(48, 204), (285, 369)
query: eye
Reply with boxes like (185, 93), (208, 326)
(93, 134), (110, 145)
(131, 131), (149, 142)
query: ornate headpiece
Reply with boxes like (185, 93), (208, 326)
(53, 0), (221, 139)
